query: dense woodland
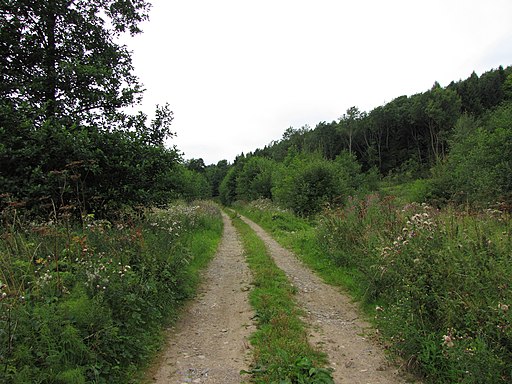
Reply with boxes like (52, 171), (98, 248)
(208, 65), (512, 214)
(1, 1), (512, 383)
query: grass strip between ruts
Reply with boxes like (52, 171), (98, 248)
(230, 212), (333, 383)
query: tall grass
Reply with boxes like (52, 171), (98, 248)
(237, 197), (512, 383)
(0, 201), (222, 384)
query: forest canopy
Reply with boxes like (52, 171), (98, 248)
(216, 66), (512, 213)
(0, 0), (209, 219)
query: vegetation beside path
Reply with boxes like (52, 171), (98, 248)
(0, 201), (222, 384)
(235, 198), (512, 384)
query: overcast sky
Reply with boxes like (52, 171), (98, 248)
(123, 0), (512, 165)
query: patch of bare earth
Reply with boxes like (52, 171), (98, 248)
(148, 212), (255, 383)
(240, 215), (416, 384)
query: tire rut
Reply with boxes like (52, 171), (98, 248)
(240, 215), (413, 384)
(149, 212), (255, 383)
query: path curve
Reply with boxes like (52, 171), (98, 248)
(240, 215), (412, 384)
(149, 212), (255, 383)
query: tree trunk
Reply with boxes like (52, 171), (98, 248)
(45, 0), (57, 120)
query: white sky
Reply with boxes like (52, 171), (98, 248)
(123, 0), (512, 165)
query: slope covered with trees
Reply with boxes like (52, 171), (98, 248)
(216, 65), (512, 211)
(218, 65), (512, 383)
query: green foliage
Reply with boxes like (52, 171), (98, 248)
(0, 0), (191, 220)
(232, 215), (332, 383)
(317, 197), (512, 382)
(204, 160), (229, 197)
(0, 121), (183, 219)
(241, 197), (512, 383)
(170, 165), (211, 202)
(236, 156), (275, 201)
(272, 152), (366, 216)
(432, 103), (512, 207)
(219, 166), (239, 205)
(1, 0), (150, 125)
(246, 66), (511, 178)
(0, 201), (222, 384)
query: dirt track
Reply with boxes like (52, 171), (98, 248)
(148, 213), (414, 383)
(241, 216), (411, 384)
(149, 212), (255, 383)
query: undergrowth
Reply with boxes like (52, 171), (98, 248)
(230, 213), (333, 383)
(236, 198), (512, 383)
(0, 201), (222, 384)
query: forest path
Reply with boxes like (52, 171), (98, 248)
(148, 212), (413, 383)
(148, 212), (255, 383)
(240, 215), (412, 384)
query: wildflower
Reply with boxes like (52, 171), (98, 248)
(442, 335), (454, 348)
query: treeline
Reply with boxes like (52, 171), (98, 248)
(0, 0), (209, 221)
(1, 0), (510, 220)
(255, 66), (511, 174)
(211, 66), (512, 212)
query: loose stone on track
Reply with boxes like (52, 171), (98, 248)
(150, 212), (255, 383)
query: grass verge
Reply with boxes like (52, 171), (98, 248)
(233, 200), (367, 303)
(234, 198), (512, 383)
(0, 201), (223, 384)
(230, 213), (333, 383)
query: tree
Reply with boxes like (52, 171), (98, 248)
(425, 83), (461, 161)
(433, 103), (512, 206)
(186, 158), (206, 173)
(205, 160), (229, 197)
(305, 121), (343, 160)
(235, 156), (274, 201)
(0, 0), (181, 218)
(1, 0), (152, 127)
(338, 106), (365, 156)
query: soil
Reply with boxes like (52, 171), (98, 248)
(241, 216), (415, 384)
(148, 212), (255, 383)
(147, 213), (416, 383)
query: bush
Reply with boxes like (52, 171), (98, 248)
(0, 201), (222, 383)
(316, 196), (512, 382)
(272, 152), (365, 216)
(432, 104), (512, 208)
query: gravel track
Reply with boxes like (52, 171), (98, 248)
(149, 212), (255, 383)
(240, 215), (412, 384)
(148, 212), (414, 383)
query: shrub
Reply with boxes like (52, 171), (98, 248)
(0, 201), (222, 383)
(316, 196), (512, 382)
(432, 104), (512, 208)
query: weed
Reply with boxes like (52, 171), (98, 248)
(0, 201), (222, 383)
(238, 197), (512, 383)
